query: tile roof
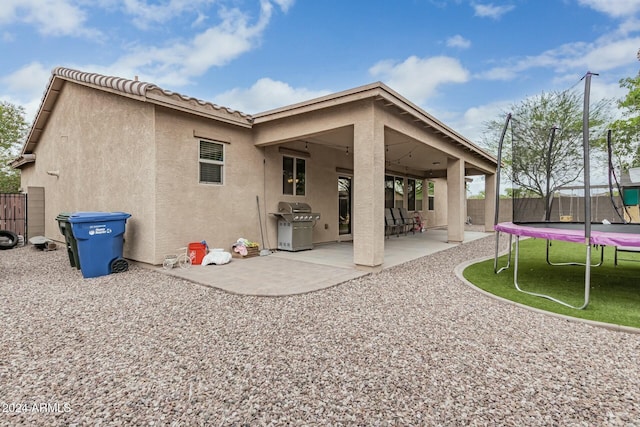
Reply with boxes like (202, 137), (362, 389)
(52, 67), (151, 97)
(12, 67), (254, 164)
(52, 67), (253, 122)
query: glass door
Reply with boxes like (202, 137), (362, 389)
(338, 176), (352, 236)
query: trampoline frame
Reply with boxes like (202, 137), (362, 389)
(494, 72), (600, 310)
(545, 240), (604, 267)
(514, 234), (592, 309)
(494, 221), (640, 309)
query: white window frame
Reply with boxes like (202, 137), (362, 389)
(199, 140), (225, 185)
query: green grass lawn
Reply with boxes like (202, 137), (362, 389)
(463, 238), (640, 328)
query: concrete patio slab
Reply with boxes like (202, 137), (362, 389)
(156, 227), (492, 296)
(159, 255), (368, 296)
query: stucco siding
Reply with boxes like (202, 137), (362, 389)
(260, 141), (355, 249)
(433, 178), (448, 227)
(153, 108), (263, 264)
(17, 75), (497, 268)
(19, 82), (156, 262)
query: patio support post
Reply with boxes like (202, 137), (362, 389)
(484, 173), (496, 232)
(447, 158), (465, 243)
(353, 108), (385, 268)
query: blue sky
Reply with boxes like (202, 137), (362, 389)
(1, 0), (640, 144)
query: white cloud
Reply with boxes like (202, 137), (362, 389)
(0, 62), (51, 121)
(1, 62), (50, 99)
(192, 11), (208, 28)
(577, 0), (640, 17)
(0, 0), (293, 119)
(477, 67), (518, 80)
(472, 2), (515, 19)
(213, 78), (330, 114)
(0, 0), (99, 37)
(110, 1), (276, 86)
(116, 0), (293, 29)
(449, 100), (512, 143)
(617, 17), (640, 35)
(446, 34), (471, 49)
(271, 0), (295, 13)
(478, 33), (640, 81)
(563, 37), (640, 71)
(120, 0), (215, 29)
(589, 78), (627, 108)
(369, 56), (470, 104)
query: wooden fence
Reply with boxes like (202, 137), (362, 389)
(0, 193), (27, 238)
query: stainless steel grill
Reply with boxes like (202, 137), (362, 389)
(273, 202), (320, 251)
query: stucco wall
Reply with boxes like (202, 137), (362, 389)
(19, 82), (156, 262)
(19, 80), (492, 266)
(153, 108), (263, 263)
(428, 178), (447, 227)
(154, 111), (360, 262)
(261, 141), (355, 249)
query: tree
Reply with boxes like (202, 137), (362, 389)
(609, 74), (640, 171)
(0, 101), (28, 193)
(467, 190), (485, 199)
(481, 88), (611, 218)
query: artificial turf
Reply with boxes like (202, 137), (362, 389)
(463, 238), (640, 328)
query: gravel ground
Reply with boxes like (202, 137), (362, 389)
(1, 236), (639, 426)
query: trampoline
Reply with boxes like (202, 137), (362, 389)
(493, 72), (640, 310)
(495, 222), (640, 248)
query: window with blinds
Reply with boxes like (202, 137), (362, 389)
(199, 140), (224, 184)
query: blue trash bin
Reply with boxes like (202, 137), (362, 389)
(69, 211), (131, 278)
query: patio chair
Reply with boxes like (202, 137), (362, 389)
(399, 208), (416, 235)
(391, 208), (410, 236)
(385, 208), (401, 238)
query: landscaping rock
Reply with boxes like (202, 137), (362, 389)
(1, 236), (638, 425)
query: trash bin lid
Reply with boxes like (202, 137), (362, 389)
(68, 211), (131, 223)
(55, 212), (73, 221)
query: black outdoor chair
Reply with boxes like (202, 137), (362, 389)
(399, 208), (416, 235)
(385, 208), (401, 238)
(391, 208), (410, 236)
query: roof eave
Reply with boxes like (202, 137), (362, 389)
(145, 90), (253, 128)
(18, 67), (254, 159)
(375, 88), (497, 166)
(252, 82), (384, 122)
(254, 82), (497, 167)
(20, 75), (65, 156)
(10, 154), (36, 169)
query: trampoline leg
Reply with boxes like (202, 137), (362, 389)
(546, 240), (604, 267)
(513, 237), (591, 310)
(494, 232), (512, 274)
(514, 235), (520, 283)
(583, 244), (591, 309)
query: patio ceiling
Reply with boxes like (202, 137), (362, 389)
(280, 126), (464, 179)
(254, 82), (496, 180)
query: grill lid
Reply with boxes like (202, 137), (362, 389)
(275, 202), (320, 222)
(278, 201), (312, 214)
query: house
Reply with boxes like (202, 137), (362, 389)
(12, 67), (498, 268)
